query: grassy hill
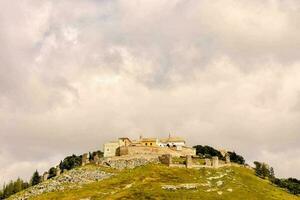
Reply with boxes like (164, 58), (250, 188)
(10, 164), (300, 200)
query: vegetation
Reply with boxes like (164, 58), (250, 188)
(228, 151), (245, 165)
(0, 178), (29, 199)
(27, 164), (299, 200)
(273, 178), (300, 195)
(59, 154), (82, 172)
(254, 161), (300, 195)
(193, 145), (224, 159)
(31, 170), (41, 186)
(193, 145), (245, 165)
(48, 167), (57, 179)
(1, 151), (103, 199)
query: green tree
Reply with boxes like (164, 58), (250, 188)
(193, 145), (224, 159)
(261, 164), (270, 179)
(269, 167), (275, 181)
(30, 170), (41, 186)
(48, 167), (57, 179)
(59, 154), (81, 171)
(254, 161), (263, 177)
(228, 151), (245, 164)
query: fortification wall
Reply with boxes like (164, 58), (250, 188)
(100, 155), (159, 169)
(119, 146), (195, 157)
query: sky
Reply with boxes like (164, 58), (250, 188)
(1, 0), (300, 184)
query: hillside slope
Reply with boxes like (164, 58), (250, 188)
(10, 164), (299, 200)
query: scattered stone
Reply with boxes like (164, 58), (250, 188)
(207, 173), (226, 180)
(162, 185), (177, 190)
(180, 183), (198, 190)
(162, 183), (198, 190)
(216, 180), (223, 186)
(124, 183), (133, 189)
(227, 188), (233, 192)
(10, 168), (112, 200)
(217, 191), (223, 195)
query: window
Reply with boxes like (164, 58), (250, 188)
(145, 143), (148, 146)
(107, 149), (109, 151)
(150, 143), (152, 146)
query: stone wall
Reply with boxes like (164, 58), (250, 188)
(119, 146), (195, 157)
(159, 154), (172, 166)
(82, 153), (89, 166)
(159, 155), (231, 169)
(100, 155), (159, 169)
(186, 155), (193, 168)
(212, 156), (219, 168)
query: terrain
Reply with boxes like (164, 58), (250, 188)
(9, 164), (300, 200)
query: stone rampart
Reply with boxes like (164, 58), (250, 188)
(100, 155), (159, 169)
(119, 146), (195, 157)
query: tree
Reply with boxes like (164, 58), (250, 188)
(59, 154), (81, 171)
(0, 178), (29, 199)
(30, 170), (41, 186)
(254, 161), (263, 177)
(261, 164), (270, 179)
(228, 151), (245, 164)
(254, 161), (272, 179)
(48, 167), (57, 179)
(269, 167), (275, 181)
(193, 145), (224, 159)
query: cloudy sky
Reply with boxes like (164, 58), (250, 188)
(1, 0), (300, 184)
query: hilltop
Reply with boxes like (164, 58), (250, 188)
(9, 164), (299, 200)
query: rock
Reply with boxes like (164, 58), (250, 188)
(216, 180), (223, 186)
(227, 188), (233, 192)
(217, 191), (223, 195)
(162, 183), (198, 190)
(124, 183), (133, 189)
(180, 183), (198, 190)
(162, 185), (177, 190)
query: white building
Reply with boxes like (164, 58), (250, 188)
(158, 137), (186, 148)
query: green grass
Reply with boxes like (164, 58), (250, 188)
(29, 164), (299, 200)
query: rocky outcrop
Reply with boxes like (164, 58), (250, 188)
(9, 167), (112, 200)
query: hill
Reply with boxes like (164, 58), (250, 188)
(9, 164), (300, 200)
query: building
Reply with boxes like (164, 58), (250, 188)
(103, 135), (196, 158)
(158, 137), (186, 147)
(103, 137), (132, 157)
(140, 138), (158, 146)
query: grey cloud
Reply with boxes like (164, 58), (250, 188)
(1, 0), (300, 185)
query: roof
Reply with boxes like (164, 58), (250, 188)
(160, 137), (185, 143)
(140, 138), (157, 142)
